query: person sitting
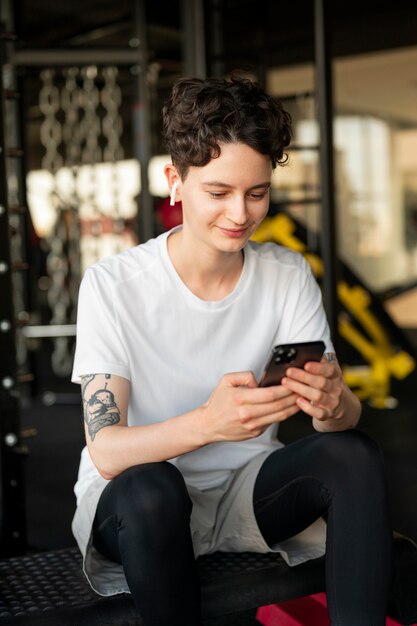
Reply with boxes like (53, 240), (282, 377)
(71, 74), (392, 626)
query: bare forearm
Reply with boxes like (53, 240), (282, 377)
(89, 408), (207, 480)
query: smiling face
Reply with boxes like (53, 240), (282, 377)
(166, 142), (272, 257)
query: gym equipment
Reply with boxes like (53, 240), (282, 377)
(253, 212), (416, 408)
(0, 534), (415, 625)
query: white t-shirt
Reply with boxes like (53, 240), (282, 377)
(72, 226), (333, 504)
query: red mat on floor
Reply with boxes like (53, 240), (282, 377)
(256, 592), (415, 625)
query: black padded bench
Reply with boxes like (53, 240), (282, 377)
(0, 534), (416, 625)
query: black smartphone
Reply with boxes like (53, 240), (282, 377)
(260, 341), (325, 387)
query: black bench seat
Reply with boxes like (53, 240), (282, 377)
(0, 534), (415, 625)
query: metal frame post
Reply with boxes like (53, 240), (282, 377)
(314, 0), (339, 349)
(0, 13), (26, 556)
(209, 0), (224, 77)
(182, 0), (206, 78)
(133, 0), (154, 243)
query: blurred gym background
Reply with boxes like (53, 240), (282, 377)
(0, 0), (416, 562)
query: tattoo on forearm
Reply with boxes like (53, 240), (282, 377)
(81, 374), (96, 402)
(81, 374), (121, 441)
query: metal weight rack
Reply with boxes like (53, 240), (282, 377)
(0, 15), (28, 556)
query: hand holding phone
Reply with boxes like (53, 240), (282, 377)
(260, 341), (325, 387)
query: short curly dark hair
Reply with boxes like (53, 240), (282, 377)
(162, 75), (292, 179)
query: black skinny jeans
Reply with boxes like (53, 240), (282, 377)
(92, 430), (393, 626)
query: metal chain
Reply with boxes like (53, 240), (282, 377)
(61, 67), (82, 166)
(39, 66), (129, 374)
(39, 69), (63, 174)
(46, 215), (73, 376)
(101, 66), (124, 163)
(40, 69), (75, 376)
(100, 66), (125, 253)
(79, 66), (102, 165)
(61, 66), (82, 322)
(79, 66), (103, 263)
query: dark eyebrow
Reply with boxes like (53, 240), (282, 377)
(202, 181), (271, 190)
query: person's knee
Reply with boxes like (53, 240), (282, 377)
(328, 429), (382, 464)
(309, 429), (383, 475)
(317, 430), (386, 489)
(111, 462), (192, 524)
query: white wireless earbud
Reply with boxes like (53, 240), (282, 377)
(170, 181), (179, 206)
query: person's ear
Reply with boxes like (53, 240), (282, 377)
(164, 164), (181, 206)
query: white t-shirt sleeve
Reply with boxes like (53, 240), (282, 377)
(284, 256), (334, 352)
(71, 267), (131, 384)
